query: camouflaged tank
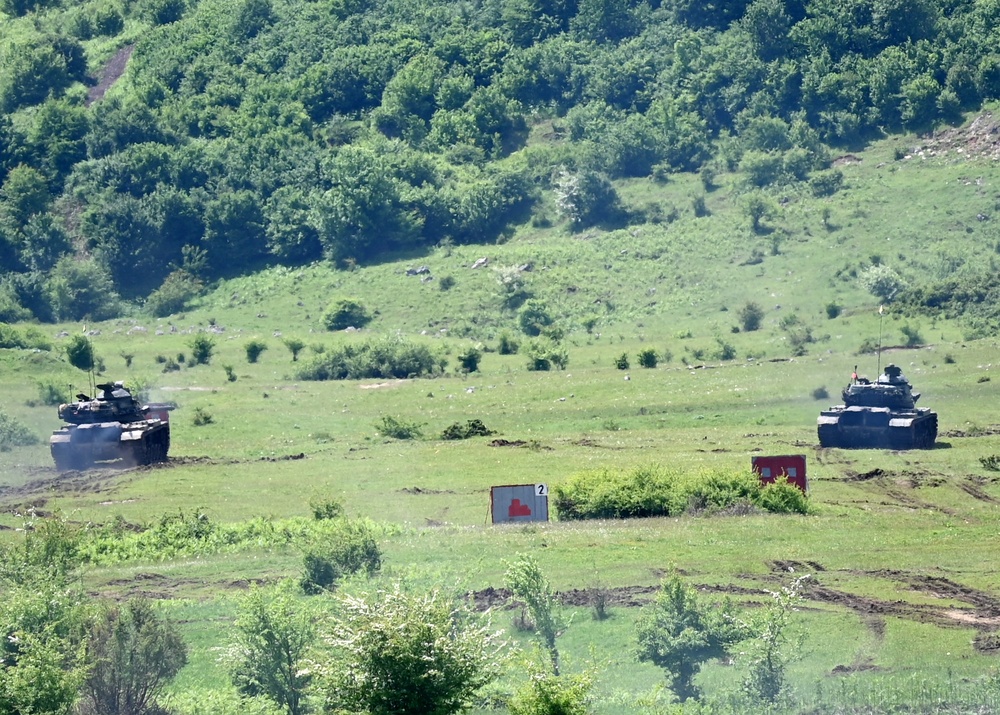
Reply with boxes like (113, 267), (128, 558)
(817, 364), (937, 449)
(50, 382), (174, 471)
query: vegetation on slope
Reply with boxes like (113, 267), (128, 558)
(2, 0), (1000, 330)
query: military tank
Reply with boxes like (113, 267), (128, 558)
(817, 364), (938, 449)
(50, 382), (174, 471)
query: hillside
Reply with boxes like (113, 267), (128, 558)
(1, 0), (1000, 334)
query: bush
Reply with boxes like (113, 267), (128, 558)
(508, 670), (593, 715)
(553, 466), (806, 520)
(80, 598), (188, 715)
(457, 346), (482, 373)
(318, 584), (504, 715)
(323, 298), (372, 331)
(0, 408), (39, 451)
(188, 334), (215, 365)
(0, 323), (52, 351)
(296, 335), (442, 381)
(374, 415), (423, 440)
(283, 338), (306, 362)
(614, 353), (629, 370)
(192, 407), (214, 426)
(525, 339), (568, 371)
(244, 339), (268, 363)
(859, 264), (905, 301)
(145, 271), (202, 317)
(497, 332), (519, 355)
(441, 420), (494, 440)
(825, 302), (841, 319)
(739, 302), (764, 332)
(309, 495), (344, 520)
(300, 520), (382, 594)
(637, 348), (658, 368)
(34, 380), (69, 406)
(519, 300), (554, 336)
(757, 480), (810, 515)
(439, 275), (455, 291)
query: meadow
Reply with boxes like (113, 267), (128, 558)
(1, 128), (1000, 713)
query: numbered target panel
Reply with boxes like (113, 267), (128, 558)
(490, 483), (549, 524)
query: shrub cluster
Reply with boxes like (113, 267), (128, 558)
(553, 465), (809, 520)
(296, 335), (442, 380)
(0, 323), (52, 351)
(0, 408), (39, 451)
(300, 520), (382, 594)
(441, 419), (494, 440)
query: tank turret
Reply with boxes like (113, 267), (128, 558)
(50, 382), (174, 471)
(818, 364), (937, 449)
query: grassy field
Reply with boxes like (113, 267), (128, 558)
(2, 127), (1000, 713)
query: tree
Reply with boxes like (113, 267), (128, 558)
(553, 167), (622, 230)
(65, 334), (96, 373)
(229, 585), (314, 715)
(320, 583), (505, 715)
(738, 578), (805, 703)
(859, 264), (905, 301)
(738, 301), (765, 332)
(505, 554), (563, 675)
(636, 573), (746, 701)
(283, 338), (306, 362)
(47, 255), (123, 322)
(79, 598), (188, 715)
(0, 164), (51, 231)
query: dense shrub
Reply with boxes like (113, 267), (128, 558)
(739, 302), (765, 332)
(145, 271), (202, 317)
(296, 335), (442, 380)
(525, 338), (568, 371)
(374, 415), (423, 440)
(244, 339), (268, 363)
(0, 408), (39, 451)
(300, 520), (382, 594)
(637, 348), (658, 368)
(441, 419), (494, 440)
(553, 466), (808, 520)
(0, 323), (52, 351)
(457, 346), (482, 373)
(322, 298), (372, 331)
(188, 334), (215, 365)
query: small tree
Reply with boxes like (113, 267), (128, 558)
(65, 334), (96, 373)
(320, 584), (505, 715)
(80, 598), (188, 715)
(859, 264), (905, 301)
(614, 352), (630, 370)
(229, 585), (315, 715)
(519, 300), (554, 336)
(188, 334), (215, 365)
(457, 346), (482, 373)
(505, 554), (563, 675)
(738, 577), (806, 704)
(244, 339), (268, 363)
(283, 337), (306, 362)
(636, 573), (747, 702)
(738, 301), (765, 332)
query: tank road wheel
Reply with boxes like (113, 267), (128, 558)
(889, 428), (915, 451)
(818, 424), (840, 448)
(133, 439), (152, 467)
(54, 448), (90, 472)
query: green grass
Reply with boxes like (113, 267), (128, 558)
(2, 129), (1000, 712)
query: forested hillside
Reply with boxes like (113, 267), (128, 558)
(2, 0), (1000, 324)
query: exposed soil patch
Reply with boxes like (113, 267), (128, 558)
(399, 486), (456, 495)
(572, 438), (626, 450)
(87, 45), (133, 106)
(910, 113), (1000, 161)
(958, 479), (999, 503)
(489, 439), (526, 447)
(942, 425), (1000, 438)
(830, 661), (885, 675)
(770, 560), (826, 573)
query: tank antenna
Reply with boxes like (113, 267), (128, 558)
(877, 305), (885, 376)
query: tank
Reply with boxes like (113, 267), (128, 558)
(50, 381), (174, 471)
(817, 364), (937, 449)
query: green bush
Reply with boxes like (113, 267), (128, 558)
(300, 520), (382, 594)
(526, 339), (568, 371)
(188, 334), (215, 365)
(0, 409), (40, 451)
(0, 323), (52, 350)
(34, 380), (69, 406)
(296, 335), (442, 380)
(244, 339), (268, 363)
(374, 415), (423, 440)
(757, 481), (810, 515)
(739, 302), (764, 332)
(519, 300), (554, 336)
(309, 495), (343, 520)
(192, 407), (214, 426)
(457, 346), (482, 373)
(614, 352), (630, 370)
(637, 348), (658, 368)
(322, 298), (372, 331)
(553, 466), (807, 520)
(497, 332), (519, 355)
(145, 271), (202, 317)
(441, 420), (494, 440)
